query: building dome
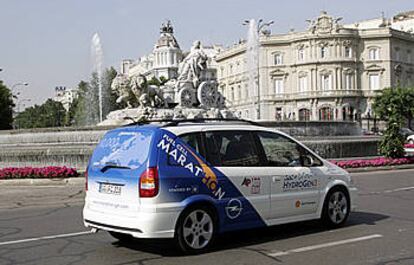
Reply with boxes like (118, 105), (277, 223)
(155, 21), (180, 49)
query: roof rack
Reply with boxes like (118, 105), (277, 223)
(123, 117), (262, 127)
(161, 118), (262, 127)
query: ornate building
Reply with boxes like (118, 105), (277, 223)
(216, 11), (414, 126)
(53, 86), (78, 111)
(120, 21), (220, 82)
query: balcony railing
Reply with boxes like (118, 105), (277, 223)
(262, 89), (363, 101)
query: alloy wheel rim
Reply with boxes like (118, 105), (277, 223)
(328, 191), (348, 224)
(183, 210), (213, 249)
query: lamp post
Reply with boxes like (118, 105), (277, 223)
(17, 99), (31, 113)
(11, 82), (29, 125)
(16, 98), (31, 129)
(11, 82), (29, 100)
(242, 19), (274, 120)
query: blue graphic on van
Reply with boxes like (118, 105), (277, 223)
(90, 128), (154, 169)
(156, 129), (266, 232)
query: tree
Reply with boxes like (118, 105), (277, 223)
(372, 87), (414, 158)
(373, 87), (414, 129)
(0, 81), (14, 130)
(15, 99), (66, 129)
(69, 67), (118, 126)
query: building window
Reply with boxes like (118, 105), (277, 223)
(299, 109), (311, 121)
(245, 84), (249, 97)
(299, 75), (308, 93)
(229, 64), (233, 75)
(395, 48), (400, 61)
(321, 74), (332, 91)
(369, 74), (380, 90)
(274, 78), (284, 94)
(274, 54), (283, 65)
(344, 73), (354, 89)
(298, 48), (305, 62)
(275, 107), (283, 121)
(345, 47), (352, 58)
(369, 48), (380, 60)
(407, 50), (412, 63)
(237, 85), (242, 100)
(321, 46), (328, 58)
(231, 87), (235, 101)
(319, 107), (333, 121)
(342, 106), (355, 121)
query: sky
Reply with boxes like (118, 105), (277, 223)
(1, 0), (413, 107)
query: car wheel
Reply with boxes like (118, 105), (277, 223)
(321, 188), (350, 228)
(108, 231), (135, 243)
(175, 206), (216, 254)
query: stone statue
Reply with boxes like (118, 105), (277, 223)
(104, 38), (233, 126)
(111, 74), (133, 108)
(130, 74), (166, 108)
(177, 40), (208, 89)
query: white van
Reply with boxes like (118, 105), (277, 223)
(83, 119), (357, 253)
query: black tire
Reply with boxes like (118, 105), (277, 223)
(108, 231), (135, 243)
(321, 187), (350, 228)
(175, 205), (217, 254)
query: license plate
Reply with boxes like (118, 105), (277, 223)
(99, 183), (122, 195)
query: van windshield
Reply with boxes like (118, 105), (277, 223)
(90, 130), (153, 170)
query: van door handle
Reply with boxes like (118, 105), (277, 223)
(272, 176), (281, 182)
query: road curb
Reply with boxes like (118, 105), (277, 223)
(0, 177), (84, 186)
(346, 164), (414, 173)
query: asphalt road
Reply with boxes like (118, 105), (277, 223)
(0, 169), (413, 265)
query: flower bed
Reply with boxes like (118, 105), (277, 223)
(330, 157), (414, 169)
(0, 167), (79, 179)
(404, 144), (414, 149)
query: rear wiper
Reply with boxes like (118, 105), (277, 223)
(100, 162), (131, 172)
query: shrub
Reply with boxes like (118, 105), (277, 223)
(0, 167), (79, 179)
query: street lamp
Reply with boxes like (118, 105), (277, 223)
(11, 82), (28, 99)
(242, 19), (274, 120)
(17, 99), (31, 113)
(12, 82), (29, 91)
(16, 99), (31, 129)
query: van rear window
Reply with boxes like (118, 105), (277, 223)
(90, 130), (153, 169)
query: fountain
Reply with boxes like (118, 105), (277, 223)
(91, 33), (104, 124)
(246, 19), (259, 119)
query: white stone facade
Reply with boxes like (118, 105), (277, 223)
(216, 11), (414, 126)
(53, 86), (78, 111)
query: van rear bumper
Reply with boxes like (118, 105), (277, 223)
(83, 203), (181, 238)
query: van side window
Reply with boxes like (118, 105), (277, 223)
(205, 131), (261, 167)
(168, 133), (204, 166)
(180, 133), (202, 154)
(256, 131), (322, 167)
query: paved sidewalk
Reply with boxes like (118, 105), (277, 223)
(0, 178), (84, 209)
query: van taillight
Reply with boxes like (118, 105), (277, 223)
(139, 167), (159, 197)
(85, 167), (88, 191)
